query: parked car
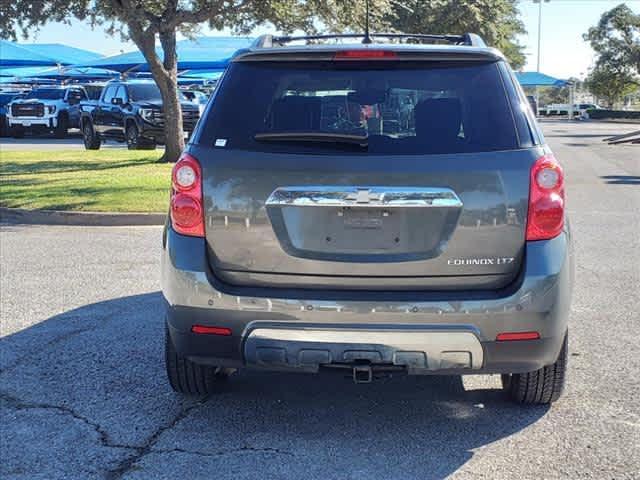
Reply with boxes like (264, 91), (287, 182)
(162, 33), (573, 405)
(180, 89), (209, 115)
(539, 103), (602, 117)
(80, 80), (200, 150)
(0, 91), (24, 137)
(575, 103), (603, 119)
(6, 85), (88, 138)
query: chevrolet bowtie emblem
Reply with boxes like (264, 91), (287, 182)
(347, 189), (380, 204)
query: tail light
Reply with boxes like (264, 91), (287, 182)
(526, 154), (565, 241)
(170, 153), (204, 237)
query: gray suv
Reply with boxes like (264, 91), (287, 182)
(162, 33), (573, 404)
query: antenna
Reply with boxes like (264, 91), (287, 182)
(362, 0), (372, 44)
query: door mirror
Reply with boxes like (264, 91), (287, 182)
(112, 97), (123, 106)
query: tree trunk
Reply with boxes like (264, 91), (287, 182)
(130, 27), (184, 163)
(154, 70), (184, 163)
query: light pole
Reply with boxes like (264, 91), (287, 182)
(533, 0), (550, 112)
(533, 0), (550, 72)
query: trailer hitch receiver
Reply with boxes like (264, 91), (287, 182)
(353, 365), (373, 384)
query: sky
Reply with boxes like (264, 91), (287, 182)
(14, 0), (640, 80)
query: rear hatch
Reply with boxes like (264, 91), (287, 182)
(192, 51), (538, 290)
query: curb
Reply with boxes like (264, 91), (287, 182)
(0, 207), (166, 227)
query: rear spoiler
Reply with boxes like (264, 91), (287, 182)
(232, 48), (503, 63)
(252, 33), (487, 48)
(231, 32), (502, 63)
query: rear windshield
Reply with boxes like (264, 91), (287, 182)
(200, 61), (520, 155)
(25, 89), (64, 100)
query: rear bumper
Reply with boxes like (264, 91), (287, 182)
(162, 225), (573, 374)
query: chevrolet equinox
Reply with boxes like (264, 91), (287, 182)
(162, 33), (573, 405)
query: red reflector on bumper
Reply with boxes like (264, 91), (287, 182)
(496, 331), (540, 341)
(191, 325), (232, 336)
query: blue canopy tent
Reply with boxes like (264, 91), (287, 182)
(515, 72), (568, 87)
(0, 66), (117, 82)
(16, 43), (103, 65)
(0, 40), (61, 67)
(76, 36), (254, 73)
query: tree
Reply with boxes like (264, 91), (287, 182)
(584, 3), (640, 75)
(308, 0), (526, 68)
(1, 1), (322, 162)
(584, 66), (638, 109)
(381, 0), (526, 69)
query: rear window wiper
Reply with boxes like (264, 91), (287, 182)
(254, 131), (368, 147)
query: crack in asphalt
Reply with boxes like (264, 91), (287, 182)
(0, 391), (137, 452)
(1, 390), (238, 478)
(153, 446), (295, 458)
(2, 389), (293, 478)
(104, 397), (212, 480)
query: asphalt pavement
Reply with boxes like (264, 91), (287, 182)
(1, 120), (639, 479)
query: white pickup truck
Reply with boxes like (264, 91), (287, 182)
(539, 103), (603, 118)
(6, 86), (88, 138)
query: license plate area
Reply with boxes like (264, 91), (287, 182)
(265, 186), (463, 262)
(342, 207), (384, 230)
(330, 207), (400, 251)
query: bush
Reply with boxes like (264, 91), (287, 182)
(586, 109), (640, 120)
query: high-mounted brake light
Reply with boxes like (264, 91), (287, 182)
(526, 154), (565, 241)
(334, 50), (397, 60)
(170, 153), (204, 237)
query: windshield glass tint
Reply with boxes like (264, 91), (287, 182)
(84, 86), (103, 100)
(25, 89), (64, 100)
(201, 61), (519, 154)
(128, 84), (162, 101)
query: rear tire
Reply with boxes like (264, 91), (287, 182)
(502, 332), (568, 405)
(126, 122), (140, 150)
(165, 327), (226, 395)
(82, 121), (101, 150)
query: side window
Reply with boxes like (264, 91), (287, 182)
(67, 89), (85, 102)
(103, 86), (117, 104)
(115, 86), (128, 103)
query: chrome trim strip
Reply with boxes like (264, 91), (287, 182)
(266, 186), (463, 208)
(246, 328), (484, 370)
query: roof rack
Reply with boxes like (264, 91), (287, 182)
(251, 33), (487, 49)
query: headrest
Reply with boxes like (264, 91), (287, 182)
(414, 98), (462, 141)
(269, 96), (321, 131)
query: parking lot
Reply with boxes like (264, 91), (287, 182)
(1, 120), (639, 479)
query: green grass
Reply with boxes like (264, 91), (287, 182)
(0, 149), (172, 212)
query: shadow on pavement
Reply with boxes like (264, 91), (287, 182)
(0, 292), (548, 479)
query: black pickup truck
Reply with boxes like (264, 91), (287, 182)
(80, 79), (200, 150)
